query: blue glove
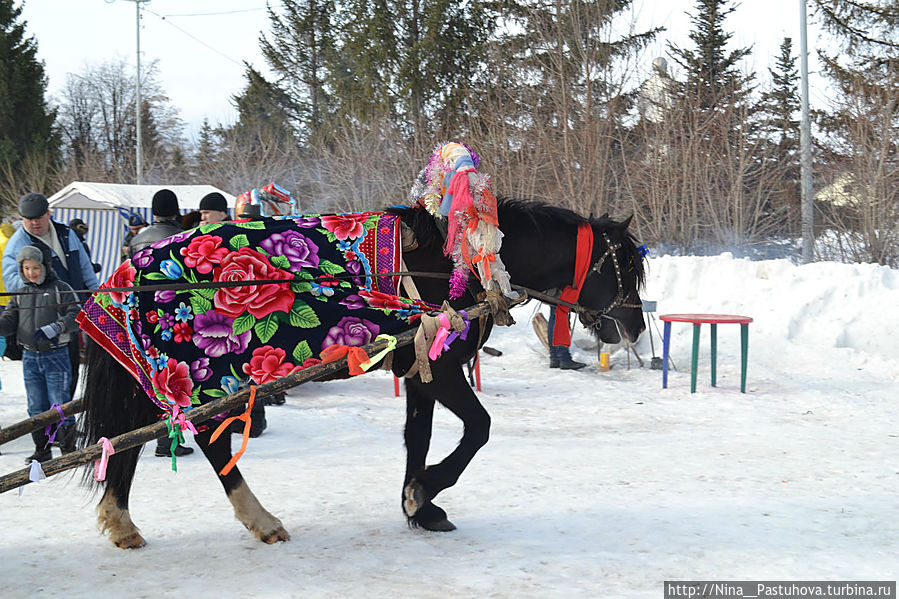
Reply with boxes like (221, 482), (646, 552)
(34, 322), (62, 344)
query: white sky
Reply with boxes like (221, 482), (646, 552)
(17, 0), (829, 140)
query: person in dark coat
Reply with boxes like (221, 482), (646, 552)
(68, 218), (102, 273)
(121, 214), (147, 261)
(128, 189), (184, 256)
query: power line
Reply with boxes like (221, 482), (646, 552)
(161, 8), (267, 18)
(142, 7), (247, 68)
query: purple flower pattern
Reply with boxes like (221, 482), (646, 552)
(259, 230), (320, 270)
(192, 310), (252, 358)
(322, 316), (379, 349)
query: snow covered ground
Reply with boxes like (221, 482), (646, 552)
(1, 254), (897, 598)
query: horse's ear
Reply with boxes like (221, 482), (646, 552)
(620, 214), (633, 230)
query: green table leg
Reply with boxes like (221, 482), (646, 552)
(691, 324), (700, 393)
(710, 323), (717, 387)
(740, 324), (749, 393)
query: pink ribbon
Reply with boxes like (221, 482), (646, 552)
(93, 437), (116, 482)
(44, 403), (66, 444)
(428, 313), (452, 361)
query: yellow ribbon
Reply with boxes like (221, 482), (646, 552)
(360, 334), (397, 372)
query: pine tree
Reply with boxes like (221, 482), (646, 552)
(667, 0), (754, 110)
(259, 0), (336, 139)
(0, 0), (60, 196)
(758, 37), (801, 234)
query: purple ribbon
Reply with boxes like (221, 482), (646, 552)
(443, 310), (471, 351)
(44, 403), (66, 444)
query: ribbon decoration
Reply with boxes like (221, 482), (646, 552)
(19, 461), (47, 496)
(359, 334), (397, 372)
(428, 313), (452, 361)
(210, 385), (257, 476)
(319, 344), (370, 376)
(471, 250), (496, 283)
(443, 310), (470, 348)
(44, 403), (66, 444)
(164, 415), (186, 472)
(552, 223), (594, 347)
(93, 437), (116, 482)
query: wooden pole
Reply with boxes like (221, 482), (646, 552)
(0, 293), (524, 494)
(0, 398), (84, 446)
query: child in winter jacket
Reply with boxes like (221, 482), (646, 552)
(0, 244), (81, 463)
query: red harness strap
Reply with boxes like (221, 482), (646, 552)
(552, 223), (594, 347)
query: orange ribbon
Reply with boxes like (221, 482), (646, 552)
(210, 385), (257, 476)
(319, 344), (370, 376)
(471, 250), (496, 282)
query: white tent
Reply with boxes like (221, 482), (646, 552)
(47, 182), (235, 284)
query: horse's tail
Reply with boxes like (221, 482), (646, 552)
(79, 338), (158, 491)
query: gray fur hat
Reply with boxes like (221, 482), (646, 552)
(16, 244), (50, 285)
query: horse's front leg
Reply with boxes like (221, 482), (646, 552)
(402, 363), (490, 531)
(194, 423), (290, 544)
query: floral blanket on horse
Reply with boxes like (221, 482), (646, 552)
(78, 212), (431, 416)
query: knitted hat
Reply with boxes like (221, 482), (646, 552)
(199, 192), (228, 213)
(19, 192), (49, 219)
(152, 189), (179, 217)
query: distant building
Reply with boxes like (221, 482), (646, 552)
(638, 57), (674, 123)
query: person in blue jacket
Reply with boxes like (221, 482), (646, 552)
(2, 192), (100, 400)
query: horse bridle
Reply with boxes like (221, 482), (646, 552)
(582, 233), (642, 321)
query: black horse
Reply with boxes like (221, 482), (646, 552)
(79, 199), (645, 547)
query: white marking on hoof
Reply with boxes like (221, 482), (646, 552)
(403, 481), (422, 517)
(229, 481), (290, 543)
(97, 492), (146, 549)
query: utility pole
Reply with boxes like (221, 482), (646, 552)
(134, 0), (143, 185)
(799, 0), (814, 263)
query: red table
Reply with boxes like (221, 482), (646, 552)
(660, 314), (753, 393)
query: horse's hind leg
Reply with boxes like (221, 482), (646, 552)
(96, 446), (146, 548)
(194, 424), (290, 544)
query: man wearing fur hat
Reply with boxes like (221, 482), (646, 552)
(0, 244), (82, 462)
(128, 189), (184, 255)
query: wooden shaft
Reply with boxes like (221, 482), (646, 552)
(0, 398), (85, 446)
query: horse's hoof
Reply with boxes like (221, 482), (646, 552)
(403, 480), (425, 517)
(114, 533), (147, 549)
(407, 502), (456, 531)
(260, 526), (291, 544)
(419, 517), (456, 532)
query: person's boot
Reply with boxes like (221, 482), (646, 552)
(57, 424), (77, 454)
(549, 347), (586, 370)
(26, 430), (52, 464)
(155, 437), (194, 457)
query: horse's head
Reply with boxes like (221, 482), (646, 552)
(575, 215), (646, 344)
